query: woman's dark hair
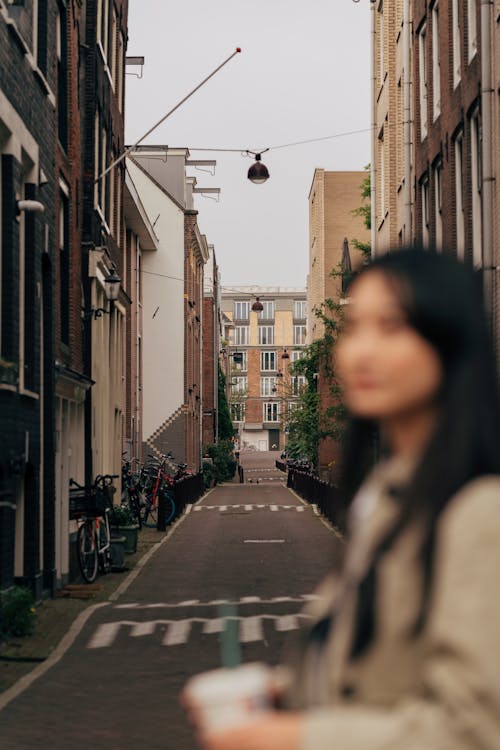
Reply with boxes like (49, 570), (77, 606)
(341, 247), (500, 659)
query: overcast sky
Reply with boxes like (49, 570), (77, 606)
(125, 1), (371, 288)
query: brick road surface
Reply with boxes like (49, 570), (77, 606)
(0, 481), (343, 750)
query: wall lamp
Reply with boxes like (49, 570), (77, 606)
(83, 270), (121, 319)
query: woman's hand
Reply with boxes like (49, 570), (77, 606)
(198, 712), (302, 750)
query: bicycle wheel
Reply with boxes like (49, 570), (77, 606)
(142, 496), (158, 528)
(160, 489), (176, 525)
(128, 490), (143, 529)
(77, 521), (98, 583)
(97, 516), (112, 574)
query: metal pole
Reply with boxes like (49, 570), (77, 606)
(96, 48), (242, 183)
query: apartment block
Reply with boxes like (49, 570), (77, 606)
(221, 288), (307, 452)
(412, 0), (482, 263)
(307, 170), (370, 342)
(372, 0), (412, 253)
(202, 245), (221, 447)
(0, 1), (58, 594)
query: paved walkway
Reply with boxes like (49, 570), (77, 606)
(0, 482), (343, 750)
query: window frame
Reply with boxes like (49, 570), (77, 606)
(260, 350), (277, 372)
(234, 300), (250, 320)
(233, 325), (249, 346)
(263, 401), (279, 423)
(258, 325), (274, 346)
(293, 325), (307, 346)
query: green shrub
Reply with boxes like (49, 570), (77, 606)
(110, 503), (137, 526)
(202, 459), (216, 489)
(203, 440), (236, 484)
(0, 586), (36, 639)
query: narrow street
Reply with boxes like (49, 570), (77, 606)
(0, 456), (343, 750)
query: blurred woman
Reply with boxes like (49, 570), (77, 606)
(195, 248), (500, 750)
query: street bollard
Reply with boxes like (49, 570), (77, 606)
(157, 490), (167, 531)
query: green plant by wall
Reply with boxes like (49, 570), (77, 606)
(110, 504), (137, 527)
(218, 365), (235, 441)
(203, 440), (236, 484)
(0, 586), (36, 639)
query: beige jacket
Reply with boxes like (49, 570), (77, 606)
(285, 460), (500, 750)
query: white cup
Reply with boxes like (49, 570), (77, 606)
(183, 662), (272, 733)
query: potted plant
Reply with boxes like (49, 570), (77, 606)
(109, 504), (139, 554)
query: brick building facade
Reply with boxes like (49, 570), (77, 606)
(221, 288), (307, 452)
(412, 0), (482, 263)
(202, 245), (220, 447)
(81, 0), (129, 485)
(0, 1), (58, 594)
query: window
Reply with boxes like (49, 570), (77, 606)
(259, 325), (274, 345)
(418, 24), (428, 140)
(260, 351), (277, 371)
(378, 127), (385, 218)
(234, 326), (249, 346)
(452, 0), (461, 88)
(421, 177), (430, 248)
(470, 110), (482, 267)
(97, 0), (109, 61)
(261, 376), (277, 396)
(454, 132), (465, 260)
(36, 0), (48, 74)
(259, 300), (275, 320)
(290, 375), (306, 396)
(23, 184), (36, 391)
(110, 6), (117, 88)
(230, 402), (245, 422)
(293, 325), (306, 346)
(433, 162), (443, 251)
(57, 4), (68, 150)
(231, 376), (247, 395)
(290, 350), (304, 363)
(117, 31), (125, 112)
(263, 402), (279, 423)
(431, 4), (440, 121)
(59, 183), (70, 344)
(234, 300), (249, 320)
(294, 300), (307, 319)
(232, 350), (248, 371)
(467, 0), (477, 61)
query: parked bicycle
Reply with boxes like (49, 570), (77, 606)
(69, 474), (119, 583)
(141, 453), (177, 528)
(121, 456), (145, 529)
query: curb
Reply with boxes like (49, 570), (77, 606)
(0, 497), (201, 712)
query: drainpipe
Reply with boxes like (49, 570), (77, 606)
(370, 0), (377, 257)
(135, 239), (141, 460)
(403, 0), (412, 244)
(481, 0), (494, 325)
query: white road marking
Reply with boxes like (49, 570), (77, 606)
(178, 599), (200, 606)
(240, 616), (263, 642)
(219, 505), (227, 511)
(245, 504), (253, 511)
(203, 618), (225, 634)
(130, 621), (157, 637)
(163, 620), (192, 646)
(113, 595), (319, 609)
(193, 506), (202, 512)
(87, 621), (126, 648)
(87, 613), (314, 649)
(270, 505), (279, 511)
(275, 615), (299, 631)
(244, 539), (285, 544)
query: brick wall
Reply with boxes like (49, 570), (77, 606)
(413, 0), (481, 260)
